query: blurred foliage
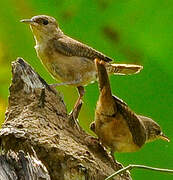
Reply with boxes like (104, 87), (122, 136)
(0, 0), (173, 179)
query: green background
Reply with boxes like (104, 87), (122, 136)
(0, 0), (172, 179)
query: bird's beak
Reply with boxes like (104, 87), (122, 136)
(159, 132), (170, 142)
(20, 19), (37, 26)
(20, 19), (33, 23)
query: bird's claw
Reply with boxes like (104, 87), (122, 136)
(69, 100), (83, 131)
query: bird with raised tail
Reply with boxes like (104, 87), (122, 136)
(90, 59), (169, 158)
(21, 15), (143, 119)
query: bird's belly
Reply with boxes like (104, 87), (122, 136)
(95, 113), (140, 153)
(37, 48), (97, 86)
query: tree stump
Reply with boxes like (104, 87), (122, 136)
(0, 58), (132, 180)
(0, 150), (50, 180)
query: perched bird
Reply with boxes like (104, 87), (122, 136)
(91, 59), (169, 157)
(20, 15), (142, 118)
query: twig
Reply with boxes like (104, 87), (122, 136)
(105, 164), (173, 180)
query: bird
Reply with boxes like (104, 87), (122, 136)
(20, 15), (143, 119)
(90, 59), (169, 158)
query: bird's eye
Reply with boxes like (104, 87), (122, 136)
(42, 19), (49, 25)
(156, 129), (161, 135)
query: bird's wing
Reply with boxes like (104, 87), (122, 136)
(113, 96), (147, 147)
(112, 95), (128, 106)
(52, 36), (113, 62)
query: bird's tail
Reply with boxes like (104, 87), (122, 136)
(95, 58), (111, 94)
(105, 63), (143, 75)
(95, 58), (116, 114)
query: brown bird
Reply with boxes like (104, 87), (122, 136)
(20, 15), (143, 119)
(91, 59), (169, 158)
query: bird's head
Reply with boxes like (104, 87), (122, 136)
(21, 15), (63, 41)
(138, 115), (170, 143)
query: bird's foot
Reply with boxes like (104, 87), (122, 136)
(69, 99), (83, 131)
(68, 86), (84, 130)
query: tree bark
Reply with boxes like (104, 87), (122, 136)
(0, 58), (132, 180)
(0, 150), (50, 180)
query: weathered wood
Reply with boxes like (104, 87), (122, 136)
(0, 150), (50, 180)
(0, 58), (132, 180)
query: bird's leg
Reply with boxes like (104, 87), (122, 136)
(69, 86), (85, 129)
(49, 82), (71, 88)
(49, 80), (82, 88)
(70, 86), (85, 117)
(49, 80), (82, 95)
(49, 81), (84, 129)
(74, 86), (85, 113)
(71, 99), (83, 121)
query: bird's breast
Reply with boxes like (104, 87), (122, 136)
(35, 43), (97, 86)
(95, 111), (141, 152)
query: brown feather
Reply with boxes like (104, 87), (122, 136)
(52, 35), (113, 62)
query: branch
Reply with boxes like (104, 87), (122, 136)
(105, 164), (173, 180)
(0, 57), (132, 180)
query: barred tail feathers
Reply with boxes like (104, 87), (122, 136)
(105, 63), (143, 75)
